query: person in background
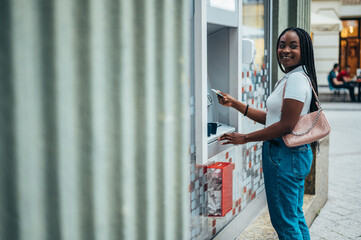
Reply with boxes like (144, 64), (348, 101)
(216, 27), (316, 240)
(330, 64), (356, 102)
(337, 65), (352, 82)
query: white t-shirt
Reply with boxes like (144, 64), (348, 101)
(265, 65), (312, 127)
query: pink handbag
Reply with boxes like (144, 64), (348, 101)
(281, 74), (331, 147)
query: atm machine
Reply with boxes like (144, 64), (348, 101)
(194, 0), (255, 165)
(191, 1), (266, 237)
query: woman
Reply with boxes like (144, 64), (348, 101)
(217, 27), (317, 240)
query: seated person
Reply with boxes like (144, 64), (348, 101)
(337, 65), (352, 83)
(329, 64), (355, 102)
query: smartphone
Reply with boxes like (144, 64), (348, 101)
(211, 89), (224, 98)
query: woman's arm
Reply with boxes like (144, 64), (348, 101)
(217, 91), (267, 125)
(218, 99), (303, 145)
(231, 100), (267, 125)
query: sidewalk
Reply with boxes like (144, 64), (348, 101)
(237, 102), (361, 239)
(309, 102), (361, 239)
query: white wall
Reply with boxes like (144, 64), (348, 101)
(311, 1), (340, 18)
(313, 31), (340, 86)
(340, 5), (361, 18)
(311, 1), (341, 86)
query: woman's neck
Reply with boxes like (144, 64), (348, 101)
(285, 64), (301, 73)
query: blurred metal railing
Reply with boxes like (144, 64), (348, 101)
(0, 0), (189, 239)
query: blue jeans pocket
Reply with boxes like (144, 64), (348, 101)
(292, 145), (312, 179)
(268, 141), (281, 166)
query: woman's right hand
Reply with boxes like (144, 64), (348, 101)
(217, 91), (234, 107)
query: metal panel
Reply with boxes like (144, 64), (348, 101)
(0, 0), (189, 240)
(194, 0), (208, 165)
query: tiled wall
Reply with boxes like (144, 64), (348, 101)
(189, 66), (270, 239)
(241, 67), (269, 206)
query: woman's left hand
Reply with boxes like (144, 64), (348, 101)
(218, 133), (248, 145)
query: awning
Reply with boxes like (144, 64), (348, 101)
(311, 12), (342, 31)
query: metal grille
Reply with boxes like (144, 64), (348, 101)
(0, 1), (189, 239)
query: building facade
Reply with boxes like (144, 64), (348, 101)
(312, 0), (361, 86)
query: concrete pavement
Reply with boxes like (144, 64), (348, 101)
(309, 102), (361, 239)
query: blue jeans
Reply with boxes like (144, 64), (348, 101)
(262, 137), (313, 240)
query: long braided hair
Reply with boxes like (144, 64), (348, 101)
(276, 27), (320, 150)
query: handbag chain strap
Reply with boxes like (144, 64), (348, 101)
(292, 108), (322, 136)
(281, 72), (323, 136)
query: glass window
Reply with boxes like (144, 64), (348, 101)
(347, 39), (359, 76)
(241, 0), (270, 207)
(359, 40), (361, 69)
(341, 20), (359, 38)
(242, 1), (265, 71)
(340, 40), (347, 70)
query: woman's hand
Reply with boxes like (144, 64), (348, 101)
(217, 91), (235, 107)
(218, 133), (248, 145)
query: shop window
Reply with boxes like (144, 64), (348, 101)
(340, 40), (347, 70)
(341, 20), (359, 38)
(347, 39), (360, 74)
(340, 19), (361, 76)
